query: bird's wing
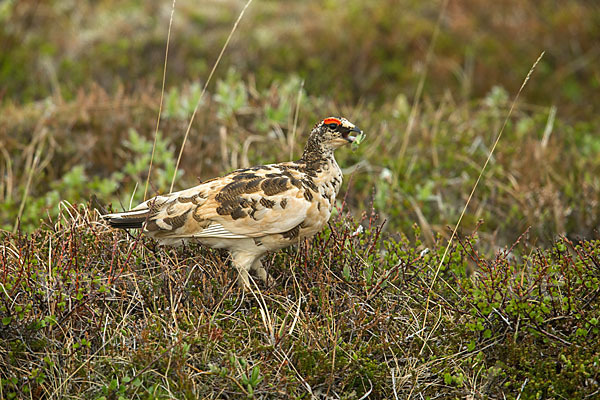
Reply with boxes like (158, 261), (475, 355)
(137, 164), (316, 240)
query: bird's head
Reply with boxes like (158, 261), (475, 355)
(310, 117), (363, 151)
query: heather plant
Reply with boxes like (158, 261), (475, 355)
(1, 203), (598, 398)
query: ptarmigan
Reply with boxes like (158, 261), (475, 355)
(104, 117), (363, 287)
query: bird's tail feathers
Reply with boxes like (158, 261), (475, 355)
(103, 209), (149, 229)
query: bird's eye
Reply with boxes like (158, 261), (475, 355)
(327, 123), (338, 130)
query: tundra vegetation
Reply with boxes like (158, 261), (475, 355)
(1, 1), (599, 398)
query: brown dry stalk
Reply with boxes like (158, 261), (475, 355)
(289, 79), (305, 160)
(13, 144), (42, 233)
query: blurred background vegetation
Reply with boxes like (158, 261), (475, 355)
(1, 0), (600, 248)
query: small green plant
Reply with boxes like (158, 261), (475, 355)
(350, 130), (366, 150)
(215, 69), (249, 121)
(163, 81), (204, 120)
(119, 128), (182, 204)
(235, 357), (263, 397)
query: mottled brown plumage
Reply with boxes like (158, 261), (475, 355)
(103, 117), (363, 288)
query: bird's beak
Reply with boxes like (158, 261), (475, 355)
(344, 127), (363, 143)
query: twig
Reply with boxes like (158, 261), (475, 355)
(516, 378), (528, 400)
(357, 377), (373, 400)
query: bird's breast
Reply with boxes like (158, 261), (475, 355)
(295, 161), (343, 239)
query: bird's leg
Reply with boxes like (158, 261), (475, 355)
(231, 252), (255, 289)
(250, 259), (273, 284)
(236, 267), (251, 289)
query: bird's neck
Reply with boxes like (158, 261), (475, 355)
(306, 152), (343, 198)
(299, 143), (342, 195)
(299, 136), (334, 171)
(297, 135), (343, 200)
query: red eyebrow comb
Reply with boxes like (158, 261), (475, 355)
(323, 117), (341, 125)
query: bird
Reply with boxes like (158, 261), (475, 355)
(103, 117), (363, 288)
